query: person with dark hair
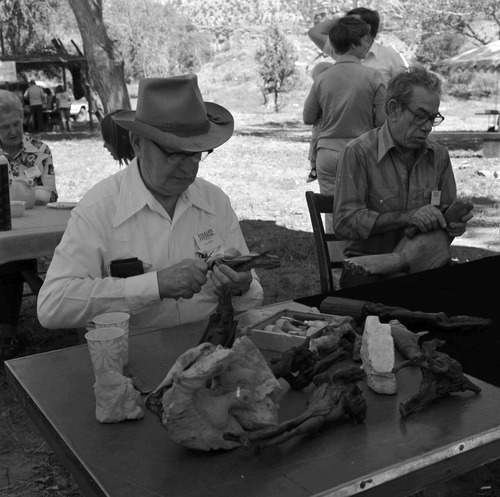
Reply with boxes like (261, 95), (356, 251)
(43, 87), (54, 111)
(23, 80), (45, 133)
(303, 16), (386, 235)
(100, 110), (135, 166)
(333, 66), (473, 288)
(38, 75), (263, 335)
(308, 7), (408, 85)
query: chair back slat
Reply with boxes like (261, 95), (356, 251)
(306, 191), (346, 294)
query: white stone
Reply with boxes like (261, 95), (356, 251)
(361, 315), (397, 395)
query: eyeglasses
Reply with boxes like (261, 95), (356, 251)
(151, 140), (213, 162)
(402, 104), (445, 127)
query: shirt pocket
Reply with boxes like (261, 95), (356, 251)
(368, 187), (399, 212)
(409, 187), (433, 207)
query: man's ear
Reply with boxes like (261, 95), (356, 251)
(386, 99), (402, 121)
(130, 132), (142, 155)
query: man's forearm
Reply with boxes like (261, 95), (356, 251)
(370, 208), (418, 235)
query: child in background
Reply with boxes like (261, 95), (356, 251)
(305, 61), (334, 183)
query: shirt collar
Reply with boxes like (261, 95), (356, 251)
(113, 159), (215, 227)
(366, 40), (381, 59)
(377, 121), (431, 163)
(336, 54), (362, 64)
(22, 135), (39, 153)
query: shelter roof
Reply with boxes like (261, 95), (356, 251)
(0, 54), (86, 68)
(441, 40), (500, 72)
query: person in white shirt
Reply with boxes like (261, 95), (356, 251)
(37, 75), (263, 334)
(308, 7), (408, 85)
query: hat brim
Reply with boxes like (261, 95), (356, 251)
(112, 102), (234, 152)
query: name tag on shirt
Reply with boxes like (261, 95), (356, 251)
(195, 228), (223, 252)
(431, 190), (441, 206)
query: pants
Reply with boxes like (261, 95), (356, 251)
(30, 105), (44, 132)
(0, 259), (37, 338)
(316, 148), (343, 260)
(58, 108), (72, 131)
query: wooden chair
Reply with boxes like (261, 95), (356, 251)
(305, 191), (346, 294)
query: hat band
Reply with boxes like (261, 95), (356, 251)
(134, 117), (209, 137)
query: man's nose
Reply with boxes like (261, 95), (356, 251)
(421, 119), (433, 131)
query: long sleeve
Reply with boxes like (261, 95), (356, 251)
(38, 164), (263, 334)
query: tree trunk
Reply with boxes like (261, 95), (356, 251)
(67, 0), (130, 117)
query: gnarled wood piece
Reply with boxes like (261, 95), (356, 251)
(198, 285), (237, 347)
(198, 251), (281, 348)
(390, 319), (427, 360)
(342, 200), (474, 281)
(405, 200), (474, 239)
(366, 303), (492, 331)
(270, 322), (360, 390)
(393, 338), (481, 417)
(206, 251), (281, 272)
(224, 374), (367, 451)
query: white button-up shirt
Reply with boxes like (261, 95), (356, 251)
(323, 39), (408, 85)
(37, 160), (263, 334)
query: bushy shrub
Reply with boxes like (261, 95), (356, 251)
(441, 70), (499, 100)
(255, 25), (298, 112)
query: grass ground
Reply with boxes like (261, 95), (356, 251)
(1, 99), (499, 496)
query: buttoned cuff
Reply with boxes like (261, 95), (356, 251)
(124, 271), (161, 314)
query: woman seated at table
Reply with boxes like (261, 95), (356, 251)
(0, 89), (58, 360)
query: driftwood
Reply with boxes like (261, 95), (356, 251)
(224, 373), (367, 451)
(198, 285), (237, 347)
(393, 338), (481, 417)
(198, 251), (281, 348)
(342, 200), (474, 279)
(270, 321), (360, 390)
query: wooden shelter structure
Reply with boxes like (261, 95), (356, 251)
(0, 44), (95, 129)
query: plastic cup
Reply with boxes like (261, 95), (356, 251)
(85, 327), (125, 380)
(93, 312), (130, 366)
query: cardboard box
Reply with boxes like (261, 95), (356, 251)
(243, 309), (340, 352)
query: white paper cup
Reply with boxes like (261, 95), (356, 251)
(93, 312), (130, 366)
(85, 327), (125, 380)
(34, 186), (52, 205)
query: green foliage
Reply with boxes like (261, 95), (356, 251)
(403, 0), (500, 45)
(0, 0), (56, 55)
(255, 25), (298, 112)
(414, 32), (466, 69)
(104, 0), (212, 80)
(165, 0), (311, 33)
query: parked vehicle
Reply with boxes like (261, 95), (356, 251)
(70, 98), (89, 121)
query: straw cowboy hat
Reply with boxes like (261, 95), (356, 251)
(112, 74), (234, 153)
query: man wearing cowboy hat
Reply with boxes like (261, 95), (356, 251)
(37, 75), (263, 334)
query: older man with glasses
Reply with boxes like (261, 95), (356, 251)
(37, 75), (263, 334)
(332, 66), (473, 288)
